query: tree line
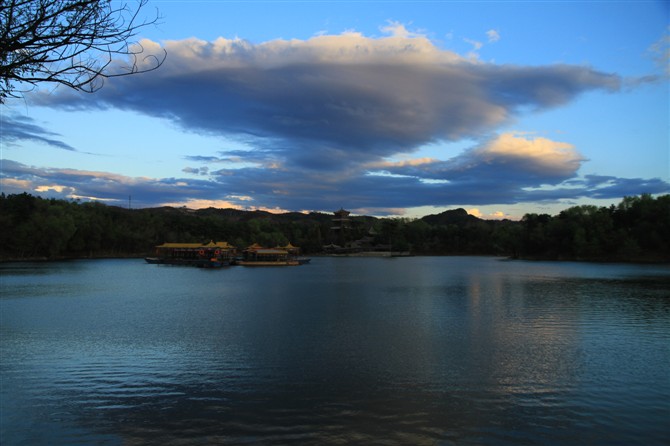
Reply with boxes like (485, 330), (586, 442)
(1, 192), (668, 262)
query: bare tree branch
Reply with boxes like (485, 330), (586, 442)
(0, 0), (166, 102)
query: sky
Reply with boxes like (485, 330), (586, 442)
(1, 0), (669, 219)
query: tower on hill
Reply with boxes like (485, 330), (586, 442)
(331, 208), (351, 246)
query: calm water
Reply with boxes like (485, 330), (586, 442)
(1, 257), (669, 445)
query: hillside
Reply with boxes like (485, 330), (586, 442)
(1, 193), (668, 262)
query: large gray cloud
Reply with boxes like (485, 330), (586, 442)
(30, 32), (620, 164)
(8, 29), (667, 213)
(202, 133), (669, 211)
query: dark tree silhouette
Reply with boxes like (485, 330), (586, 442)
(0, 0), (165, 102)
(1, 193), (668, 262)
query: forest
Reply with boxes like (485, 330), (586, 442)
(1, 193), (668, 263)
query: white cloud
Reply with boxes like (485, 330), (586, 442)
(464, 37), (483, 51)
(374, 132), (587, 188)
(35, 185), (71, 193)
(1, 177), (33, 192)
(468, 208), (508, 220)
(476, 132), (586, 177)
(380, 21), (411, 38)
(463, 37), (484, 59)
(486, 29), (501, 43)
(468, 208), (483, 218)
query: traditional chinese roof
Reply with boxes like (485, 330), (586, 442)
(333, 208), (350, 216)
(276, 242), (299, 249)
(206, 241), (235, 249)
(156, 243), (201, 249)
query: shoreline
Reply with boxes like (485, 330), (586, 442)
(2, 253), (668, 265)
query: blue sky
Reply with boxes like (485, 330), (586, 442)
(1, 0), (668, 219)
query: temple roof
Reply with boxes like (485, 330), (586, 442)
(333, 208), (350, 216)
(276, 242), (299, 249)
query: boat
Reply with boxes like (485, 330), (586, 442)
(145, 241), (236, 268)
(279, 242), (311, 265)
(234, 243), (306, 266)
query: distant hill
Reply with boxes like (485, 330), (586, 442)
(190, 207), (335, 224)
(421, 208), (482, 225)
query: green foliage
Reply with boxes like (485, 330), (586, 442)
(514, 194), (670, 261)
(0, 193), (668, 262)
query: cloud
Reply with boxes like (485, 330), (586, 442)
(465, 29), (500, 59)
(0, 160), (224, 207)
(3, 150), (669, 214)
(468, 208), (508, 219)
(0, 177), (33, 190)
(567, 175), (670, 199)
(470, 132), (585, 178)
(196, 133), (668, 213)
(380, 20), (425, 39)
(464, 37), (483, 52)
(1, 114), (78, 152)
(183, 155), (222, 163)
(648, 26), (670, 75)
(12, 28), (664, 214)
(31, 31), (620, 165)
(372, 133), (585, 184)
(182, 166), (209, 175)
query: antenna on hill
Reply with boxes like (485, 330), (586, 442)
(128, 195), (131, 210)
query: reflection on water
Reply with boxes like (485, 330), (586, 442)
(1, 257), (669, 445)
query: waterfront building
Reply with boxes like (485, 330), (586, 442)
(148, 241), (236, 267)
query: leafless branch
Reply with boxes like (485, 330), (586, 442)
(0, 0), (166, 102)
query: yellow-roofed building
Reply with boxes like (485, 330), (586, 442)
(147, 241), (237, 267)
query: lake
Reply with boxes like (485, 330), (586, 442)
(1, 257), (669, 445)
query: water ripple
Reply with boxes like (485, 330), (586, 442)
(2, 258), (669, 445)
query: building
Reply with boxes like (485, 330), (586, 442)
(330, 208), (351, 247)
(149, 241), (237, 267)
